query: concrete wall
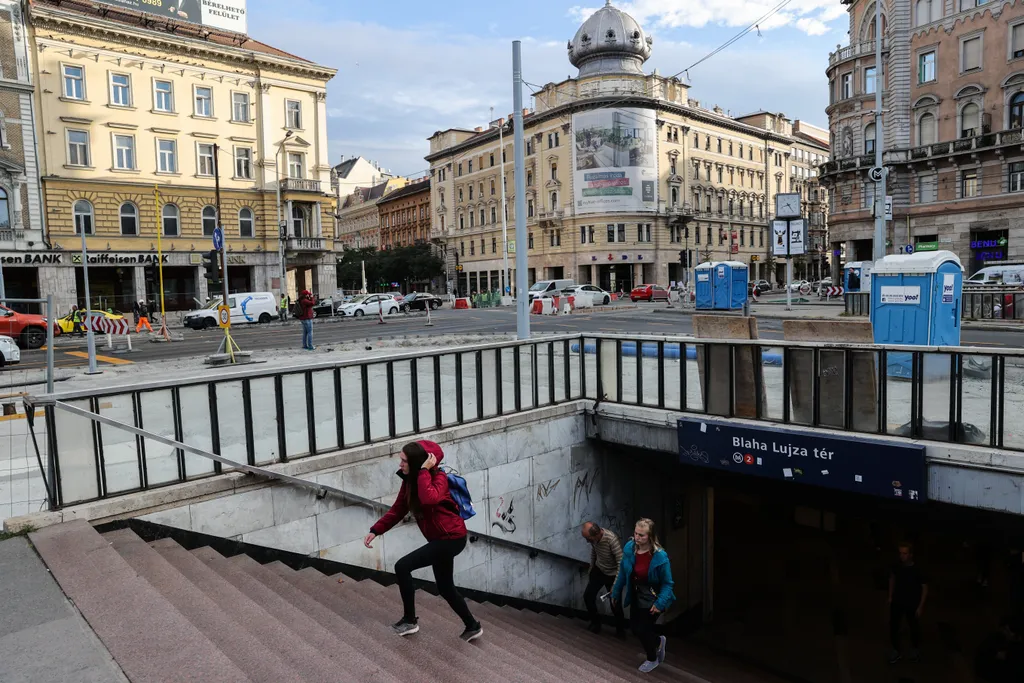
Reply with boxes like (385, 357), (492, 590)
(139, 409), (634, 609)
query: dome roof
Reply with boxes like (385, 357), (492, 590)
(568, 0), (652, 78)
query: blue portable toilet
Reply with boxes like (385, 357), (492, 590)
(844, 261), (872, 293)
(870, 251), (963, 378)
(695, 261), (748, 310)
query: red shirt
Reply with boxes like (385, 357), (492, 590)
(633, 550), (653, 582)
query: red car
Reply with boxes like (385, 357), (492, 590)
(630, 284), (669, 302)
(0, 304), (52, 349)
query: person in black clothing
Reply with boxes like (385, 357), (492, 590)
(889, 541), (928, 664)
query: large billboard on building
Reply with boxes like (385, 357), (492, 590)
(572, 107), (657, 215)
(91, 0), (247, 34)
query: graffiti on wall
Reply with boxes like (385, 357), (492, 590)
(573, 469), (600, 509)
(492, 496), (517, 534)
(537, 478), (561, 500)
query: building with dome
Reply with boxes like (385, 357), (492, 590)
(426, 1), (831, 295)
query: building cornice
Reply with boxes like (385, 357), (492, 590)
(30, 5), (337, 82)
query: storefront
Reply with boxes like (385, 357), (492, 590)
(969, 231), (1008, 276)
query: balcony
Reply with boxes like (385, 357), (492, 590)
(0, 228), (24, 241)
(280, 178), (322, 193)
(828, 38), (888, 68)
(285, 237), (328, 252)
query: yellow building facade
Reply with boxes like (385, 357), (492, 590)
(22, 0), (335, 313)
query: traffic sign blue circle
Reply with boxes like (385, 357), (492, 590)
(905, 244), (914, 254)
(212, 227), (224, 251)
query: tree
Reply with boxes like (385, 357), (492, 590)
(335, 245), (444, 292)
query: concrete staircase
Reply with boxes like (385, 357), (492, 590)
(28, 521), (774, 683)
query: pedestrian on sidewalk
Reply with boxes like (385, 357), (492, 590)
(610, 518), (675, 674)
(135, 300), (153, 333)
(889, 541), (928, 664)
(279, 293), (289, 322)
(296, 289), (315, 350)
(364, 440), (483, 642)
(582, 521), (626, 637)
(70, 305), (84, 337)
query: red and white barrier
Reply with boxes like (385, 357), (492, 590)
(822, 286), (845, 299)
(85, 316), (130, 335)
(453, 298), (471, 310)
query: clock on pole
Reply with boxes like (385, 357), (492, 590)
(775, 192), (801, 219)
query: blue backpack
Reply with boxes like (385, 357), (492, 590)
(442, 467), (476, 520)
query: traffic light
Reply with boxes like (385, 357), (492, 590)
(679, 250), (687, 268)
(202, 250), (221, 289)
(144, 266), (156, 286)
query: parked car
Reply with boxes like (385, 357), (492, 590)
(562, 284), (611, 306)
(968, 265), (1024, 285)
(0, 304), (52, 349)
(528, 279), (576, 303)
(0, 334), (20, 368)
(630, 284), (669, 302)
(400, 293), (441, 312)
(183, 292), (278, 329)
(337, 293), (399, 317)
(55, 309), (124, 335)
(748, 280), (771, 295)
(789, 279), (811, 292)
(313, 298), (336, 317)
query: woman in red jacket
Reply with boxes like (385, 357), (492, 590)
(364, 440), (483, 641)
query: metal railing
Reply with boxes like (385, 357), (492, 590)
(280, 178), (322, 193)
(285, 236), (328, 252)
(845, 291), (1024, 321)
(23, 333), (1024, 513)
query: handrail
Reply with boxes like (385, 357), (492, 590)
(51, 399), (588, 570)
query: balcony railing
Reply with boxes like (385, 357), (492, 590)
(0, 228), (24, 241)
(824, 130), (1024, 177)
(286, 237), (327, 252)
(280, 178), (322, 193)
(828, 38), (888, 67)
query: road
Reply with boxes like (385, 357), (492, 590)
(10, 302), (1023, 372)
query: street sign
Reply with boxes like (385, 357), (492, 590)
(884, 195), (893, 221)
(84, 315), (130, 335)
(904, 244), (914, 255)
(217, 304), (231, 329)
(823, 286), (845, 298)
(915, 241), (939, 252)
(869, 166), (884, 183)
(507, 240), (516, 254)
(212, 227), (224, 251)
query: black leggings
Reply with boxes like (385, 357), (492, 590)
(889, 602), (921, 650)
(630, 597), (661, 662)
(395, 536), (477, 628)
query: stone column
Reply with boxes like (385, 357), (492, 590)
(314, 203), (323, 238)
(316, 259), (337, 297)
(286, 200), (294, 238)
(132, 265), (146, 306)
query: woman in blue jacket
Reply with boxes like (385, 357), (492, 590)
(610, 518), (676, 673)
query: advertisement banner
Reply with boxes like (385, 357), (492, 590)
(879, 286), (921, 305)
(572, 108), (657, 215)
(90, 0), (247, 34)
(771, 220), (788, 256)
(788, 219), (806, 256)
(677, 417), (927, 502)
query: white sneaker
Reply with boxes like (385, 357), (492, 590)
(657, 635), (667, 664)
(638, 660), (660, 673)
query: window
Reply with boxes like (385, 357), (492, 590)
(490, 207), (497, 224)
(232, 92), (250, 122)
(917, 173), (938, 202)
(67, 129), (89, 166)
(460, 241), (464, 256)
(161, 203), (179, 236)
(157, 139), (177, 173)
(1013, 93), (1024, 129)
(717, 138), (722, 153)
(238, 207), (254, 237)
(526, 170), (533, 186)
(550, 230), (561, 247)
(637, 224), (651, 243)
(492, 237), (497, 253)
(528, 232), (534, 249)
(288, 152), (304, 179)
(458, 162), (463, 176)
(694, 132), (699, 146)
(918, 113), (937, 145)
(705, 135), (710, 150)
(962, 169), (979, 197)
(961, 103), (980, 138)
(73, 199), (93, 235)
(468, 160), (473, 173)
(740, 228), (745, 246)
(62, 65), (84, 100)
(468, 186), (473, 200)
(864, 123), (876, 154)
(915, 0), (935, 26)
(550, 191), (558, 208)
(1012, 23), (1024, 59)
(864, 67), (877, 95)
(113, 134), (135, 170)
(490, 179), (495, 195)
(489, 153), (494, 167)
(202, 206), (218, 236)
(706, 226), (712, 244)
(528, 199), (534, 218)
(286, 100), (302, 129)
(234, 147), (252, 179)
(671, 187), (678, 206)
(961, 36), (982, 72)
(197, 143), (215, 176)
(841, 73), (853, 99)
(919, 51), (936, 83)
(551, 163), (558, 181)
(469, 211), (474, 228)
(526, 140), (533, 155)
(194, 86), (213, 117)
(759, 228), (765, 247)
(717, 167), (723, 183)
(119, 202), (138, 235)
(548, 132), (560, 148)
(110, 73), (131, 107)
(153, 80), (173, 112)
(479, 209), (485, 225)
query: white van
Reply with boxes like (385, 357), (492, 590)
(183, 292), (278, 329)
(528, 279), (576, 302)
(967, 265), (1024, 285)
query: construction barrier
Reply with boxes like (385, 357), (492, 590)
(610, 293), (619, 301)
(454, 298), (471, 310)
(531, 299), (554, 315)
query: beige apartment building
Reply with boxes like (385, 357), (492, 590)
(426, 2), (830, 295)
(822, 0), (1024, 275)
(334, 176), (408, 250)
(19, 0), (336, 313)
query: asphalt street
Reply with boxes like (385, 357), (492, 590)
(11, 302), (1023, 372)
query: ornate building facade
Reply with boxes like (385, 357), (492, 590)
(377, 178), (430, 250)
(19, 0), (335, 313)
(426, 1), (830, 295)
(821, 0), (1024, 275)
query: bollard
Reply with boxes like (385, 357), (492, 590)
(426, 304), (434, 327)
(378, 305), (385, 324)
(126, 333), (132, 351)
(106, 332), (113, 349)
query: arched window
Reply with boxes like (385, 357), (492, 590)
(291, 205), (305, 237)
(161, 203), (179, 236)
(918, 113), (937, 146)
(73, 199), (93, 235)
(119, 202), (138, 235)
(1010, 93), (1024, 129)
(864, 123), (876, 154)
(238, 207), (254, 237)
(961, 103), (980, 138)
(0, 188), (9, 229)
(201, 205), (217, 236)
(550, 191), (558, 208)
(915, 0), (934, 27)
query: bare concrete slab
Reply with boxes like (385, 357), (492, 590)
(693, 315), (765, 418)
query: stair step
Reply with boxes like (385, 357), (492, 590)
(190, 547), (393, 683)
(105, 529), (300, 683)
(29, 521), (248, 683)
(150, 539), (348, 683)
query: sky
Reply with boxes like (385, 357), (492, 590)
(246, 0), (851, 179)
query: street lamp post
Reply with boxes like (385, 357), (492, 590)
(275, 131), (294, 301)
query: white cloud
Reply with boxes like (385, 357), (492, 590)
(795, 17), (831, 36)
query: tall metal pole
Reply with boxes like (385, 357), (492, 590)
(785, 219), (793, 311)
(154, 187), (170, 341)
(499, 115), (510, 295)
(213, 145), (228, 307)
(872, 0), (886, 262)
(512, 41), (529, 339)
(80, 229), (98, 374)
(275, 141), (288, 301)
(45, 295), (53, 393)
